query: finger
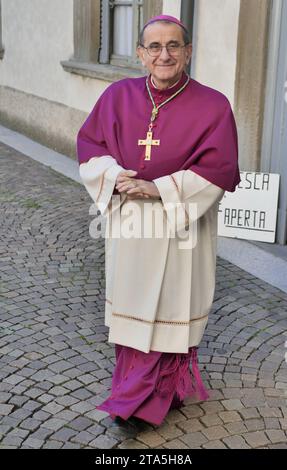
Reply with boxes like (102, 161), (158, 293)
(126, 187), (142, 194)
(118, 184), (137, 192)
(119, 170), (137, 179)
(117, 180), (136, 188)
(116, 177), (137, 187)
(117, 175), (136, 183)
(116, 183), (129, 191)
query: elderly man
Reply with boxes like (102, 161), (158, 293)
(77, 14), (240, 427)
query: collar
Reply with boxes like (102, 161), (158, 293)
(150, 75), (181, 89)
(147, 71), (189, 98)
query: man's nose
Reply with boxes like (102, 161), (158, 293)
(158, 46), (172, 60)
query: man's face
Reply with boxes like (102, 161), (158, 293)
(137, 22), (192, 84)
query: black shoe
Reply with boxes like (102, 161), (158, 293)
(113, 415), (143, 430)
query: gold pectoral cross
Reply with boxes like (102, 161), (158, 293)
(138, 131), (160, 161)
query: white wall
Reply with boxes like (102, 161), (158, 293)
(0, 0), (108, 112)
(0, 0), (240, 112)
(162, 0), (181, 17)
(192, 0), (240, 106)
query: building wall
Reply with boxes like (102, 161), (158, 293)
(162, 0), (181, 17)
(193, 0), (240, 106)
(0, 0), (240, 158)
(0, 0), (101, 157)
(0, 0), (108, 112)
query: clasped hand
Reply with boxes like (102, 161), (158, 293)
(115, 170), (161, 200)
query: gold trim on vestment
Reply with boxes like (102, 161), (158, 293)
(169, 174), (190, 226)
(104, 302), (208, 325)
(96, 167), (109, 202)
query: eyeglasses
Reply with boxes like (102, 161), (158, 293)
(140, 43), (188, 57)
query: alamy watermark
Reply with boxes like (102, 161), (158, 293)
(87, 195), (200, 249)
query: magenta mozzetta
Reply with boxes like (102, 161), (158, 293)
(77, 70), (240, 192)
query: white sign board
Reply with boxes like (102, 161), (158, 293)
(218, 172), (280, 243)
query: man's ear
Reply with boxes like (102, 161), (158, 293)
(136, 46), (145, 64)
(185, 43), (193, 63)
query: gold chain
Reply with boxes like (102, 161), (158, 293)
(146, 73), (190, 123)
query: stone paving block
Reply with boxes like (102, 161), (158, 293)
(180, 431), (208, 448)
(221, 399), (244, 411)
(243, 431), (270, 448)
(70, 401), (95, 414)
(201, 425), (229, 440)
(0, 404), (14, 416)
(48, 386), (70, 397)
(53, 410), (79, 422)
(19, 418), (42, 432)
(42, 440), (63, 449)
(156, 424), (184, 441)
(181, 405), (204, 419)
(47, 374), (69, 385)
(258, 407), (283, 418)
(43, 418), (67, 431)
(50, 427), (78, 442)
(41, 402), (65, 415)
(176, 418), (204, 433)
(224, 421), (248, 435)
(48, 360), (74, 373)
(279, 418), (287, 429)
(22, 400), (42, 412)
(55, 396), (79, 407)
(63, 380), (82, 392)
(71, 388), (93, 400)
(89, 434), (118, 449)
(0, 416), (23, 429)
(219, 411), (242, 423)
(136, 430), (167, 447)
(70, 430), (98, 445)
(30, 370), (55, 381)
(1, 143), (287, 449)
(8, 428), (30, 439)
(239, 408), (260, 420)
(28, 427), (54, 441)
(9, 408), (32, 421)
(24, 388), (44, 399)
(268, 443), (287, 449)
(85, 423), (106, 437)
(68, 416), (94, 431)
(62, 442), (82, 449)
(118, 439), (149, 449)
(265, 429), (287, 443)
(221, 388), (244, 399)
(223, 435), (251, 449)
(245, 418), (265, 432)
(3, 375), (26, 386)
(1, 436), (25, 447)
(263, 417), (281, 429)
(200, 413), (224, 427)
(202, 439), (227, 449)
(37, 394), (55, 405)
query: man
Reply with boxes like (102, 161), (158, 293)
(77, 15), (240, 427)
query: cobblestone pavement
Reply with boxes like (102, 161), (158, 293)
(0, 141), (287, 449)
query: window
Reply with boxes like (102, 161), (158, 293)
(62, 0), (163, 80)
(101, 0), (162, 69)
(0, 0), (4, 59)
(100, 0), (144, 69)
